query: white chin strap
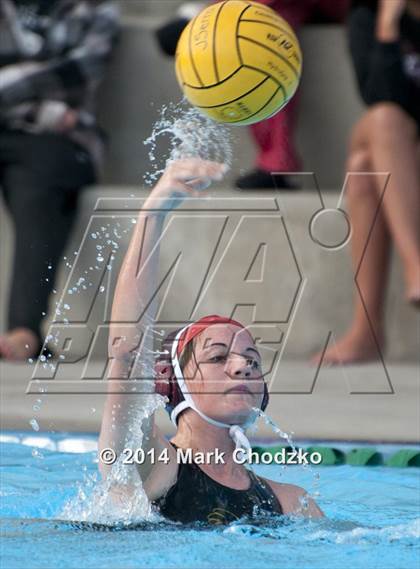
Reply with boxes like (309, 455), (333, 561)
(170, 324), (257, 452)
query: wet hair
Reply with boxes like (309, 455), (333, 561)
(178, 337), (196, 374)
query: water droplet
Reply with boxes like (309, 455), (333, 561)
(29, 419), (40, 431)
(143, 102), (232, 186)
(32, 448), (43, 459)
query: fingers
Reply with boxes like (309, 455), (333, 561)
(175, 181), (209, 198)
(166, 158), (228, 183)
(184, 176), (212, 191)
(175, 166), (224, 184)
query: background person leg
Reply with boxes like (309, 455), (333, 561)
(313, 143), (391, 365)
(363, 103), (420, 304)
(0, 132), (95, 360)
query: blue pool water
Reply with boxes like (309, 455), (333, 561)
(1, 433), (419, 569)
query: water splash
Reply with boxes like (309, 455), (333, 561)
(254, 407), (296, 450)
(60, 316), (168, 525)
(35, 221), (124, 373)
(305, 518), (420, 545)
(35, 101), (230, 371)
(143, 100), (232, 186)
(60, 392), (167, 525)
(252, 407), (321, 514)
(223, 516), (420, 545)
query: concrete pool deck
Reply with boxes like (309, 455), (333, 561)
(1, 360), (418, 443)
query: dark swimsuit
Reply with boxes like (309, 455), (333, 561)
(152, 442), (283, 525)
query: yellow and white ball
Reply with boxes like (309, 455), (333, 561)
(175, 0), (302, 125)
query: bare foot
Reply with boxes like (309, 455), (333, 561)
(0, 328), (40, 362)
(407, 292), (420, 309)
(311, 328), (385, 366)
(405, 266), (420, 308)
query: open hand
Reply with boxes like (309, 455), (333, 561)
(144, 158), (228, 214)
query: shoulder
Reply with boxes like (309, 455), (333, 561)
(263, 479), (306, 511)
(142, 437), (180, 502)
(261, 478), (324, 518)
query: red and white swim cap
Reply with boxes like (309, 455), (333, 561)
(154, 315), (269, 451)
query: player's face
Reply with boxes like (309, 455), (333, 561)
(183, 324), (265, 425)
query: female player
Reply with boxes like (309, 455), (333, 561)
(99, 158), (323, 524)
(315, 0), (420, 364)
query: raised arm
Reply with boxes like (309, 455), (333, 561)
(98, 159), (227, 491)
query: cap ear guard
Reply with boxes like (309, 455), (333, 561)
(154, 328), (180, 401)
(154, 360), (172, 397)
(154, 349), (185, 414)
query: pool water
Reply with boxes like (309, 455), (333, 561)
(1, 434), (419, 569)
